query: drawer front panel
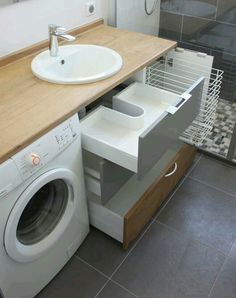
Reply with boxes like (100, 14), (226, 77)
(137, 78), (204, 179)
(123, 144), (197, 249)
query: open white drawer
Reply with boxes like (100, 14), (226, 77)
(80, 79), (204, 178)
(88, 144), (197, 248)
(83, 150), (133, 205)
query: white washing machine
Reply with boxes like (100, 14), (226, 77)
(0, 114), (89, 298)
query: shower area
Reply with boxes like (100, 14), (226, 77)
(114, 0), (236, 164)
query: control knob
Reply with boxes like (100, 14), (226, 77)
(26, 153), (41, 166)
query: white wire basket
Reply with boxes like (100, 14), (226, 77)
(145, 55), (224, 146)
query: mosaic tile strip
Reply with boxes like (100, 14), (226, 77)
(200, 99), (236, 160)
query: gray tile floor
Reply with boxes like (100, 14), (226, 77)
(37, 154), (236, 298)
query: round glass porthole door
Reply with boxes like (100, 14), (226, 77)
(4, 169), (79, 263)
(17, 179), (68, 245)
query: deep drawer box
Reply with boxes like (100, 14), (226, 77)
(87, 144), (197, 249)
(83, 150), (133, 205)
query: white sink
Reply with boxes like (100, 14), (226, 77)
(31, 45), (123, 84)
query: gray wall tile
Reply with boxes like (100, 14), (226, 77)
(161, 0), (217, 20)
(159, 11), (182, 40)
(160, 0), (236, 102)
(216, 0), (236, 25)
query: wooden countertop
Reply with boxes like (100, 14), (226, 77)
(0, 24), (176, 164)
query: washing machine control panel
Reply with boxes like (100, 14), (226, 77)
(0, 159), (23, 199)
(11, 114), (80, 181)
(25, 153), (41, 166)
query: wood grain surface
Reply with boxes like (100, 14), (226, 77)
(0, 23), (176, 163)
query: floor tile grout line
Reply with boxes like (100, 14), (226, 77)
(228, 238), (236, 257)
(76, 256), (139, 297)
(207, 255), (228, 298)
(110, 280), (139, 298)
(156, 220), (228, 257)
(94, 278), (139, 298)
(82, 249), (141, 298)
(76, 251), (139, 298)
(75, 236), (145, 297)
(154, 152), (202, 220)
(74, 255), (110, 280)
(94, 279), (110, 298)
(108, 217), (156, 281)
(76, 226), (154, 298)
(188, 175), (236, 199)
(74, 256), (111, 298)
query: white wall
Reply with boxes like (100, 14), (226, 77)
(116, 0), (160, 36)
(0, 0), (109, 57)
(106, 0), (116, 26)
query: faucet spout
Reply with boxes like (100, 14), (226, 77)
(48, 24), (75, 57)
(55, 34), (76, 42)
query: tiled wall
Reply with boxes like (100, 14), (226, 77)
(159, 0), (236, 102)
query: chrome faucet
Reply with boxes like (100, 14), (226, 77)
(48, 24), (76, 57)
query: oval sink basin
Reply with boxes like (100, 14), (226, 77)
(31, 45), (123, 84)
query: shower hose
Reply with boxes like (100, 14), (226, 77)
(144, 0), (159, 15)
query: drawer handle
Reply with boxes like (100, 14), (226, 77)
(165, 162), (178, 178)
(166, 93), (192, 115)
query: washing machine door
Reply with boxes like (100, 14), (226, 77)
(4, 168), (79, 263)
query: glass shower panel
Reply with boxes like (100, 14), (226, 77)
(159, 0), (236, 163)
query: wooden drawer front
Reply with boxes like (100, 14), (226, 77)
(123, 144), (197, 249)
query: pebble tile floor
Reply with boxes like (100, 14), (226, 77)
(201, 99), (236, 161)
(37, 153), (236, 298)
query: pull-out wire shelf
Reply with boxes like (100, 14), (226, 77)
(145, 55), (224, 146)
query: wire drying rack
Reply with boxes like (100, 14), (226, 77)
(145, 55), (224, 146)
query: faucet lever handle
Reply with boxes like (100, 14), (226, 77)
(55, 26), (66, 33)
(48, 24), (65, 34)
